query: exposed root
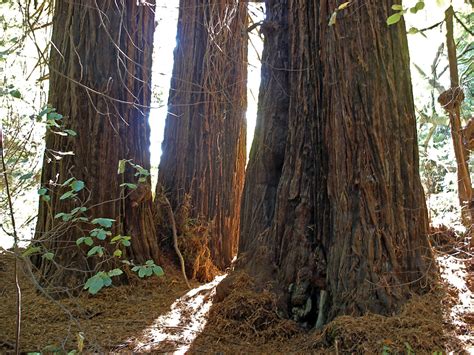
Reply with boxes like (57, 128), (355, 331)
(161, 194), (191, 290)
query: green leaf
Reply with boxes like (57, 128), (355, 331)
(62, 177), (75, 186)
(328, 11), (338, 26)
(71, 206), (87, 214)
(391, 4), (403, 11)
(41, 195), (51, 202)
(407, 27), (419, 34)
(71, 180), (85, 192)
(76, 237), (85, 246)
(84, 237), (94, 246)
(118, 159), (127, 174)
(64, 129), (77, 136)
(103, 276), (112, 287)
(153, 266), (164, 277)
(22, 246), (41, 257)
(42, 252), (54, 261)
(386, 12), (402, 25)
(72, 217), (89, 222)
(415, 1), (425, 10)
(145, 268), (153, 277)
(19, 172), (33, 180)
(91, 218), (115, 228)
(122, 240), (131, 247)
(138, 267), (147, 278)
(113, 249), (122, 257)
(337, 1), (351, 10)
(60, 191), (76, 200)
(120, 183), (138, 190)
(87, 246), (104, 257)
(91, 228), (111, 240)
(84, 274), (105, 294)
(47, 112), (63, 120)
(38, 188), (48, 195)
(145, 260), (154, 266)
(9, 89), (21, 98)
(108, 268), (123, 277)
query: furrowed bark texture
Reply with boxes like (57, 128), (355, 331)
(239, 0), (433, 325)
(35, 1), (159, 291)
(157, 0), (247, 269)
(239, 0), (289, 253)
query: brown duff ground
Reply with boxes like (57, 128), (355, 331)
(0, 226), (472, 353)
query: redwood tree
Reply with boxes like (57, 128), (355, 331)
(34, 1), (159, 291)
(238, 0), (433, 325)
(157, 0), (247, 269)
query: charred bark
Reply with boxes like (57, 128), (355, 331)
(238, 0), (433, 325)
(34, 1), (159, 292)
(157, 0), (247, 270)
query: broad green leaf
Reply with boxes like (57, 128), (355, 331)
(71, 180), (85, 192)
(60, 190), (76, 200)
(415, 1), (425, 10)
(71, 206), (87, 214)
(145, 268), (153, 277)
(91, 218), (115, 228)
(153, 266), (164, 277)
(84, 237), (94, 246)
(42, 252), (54, 261)
(117, 159), (126, 174)
(9, 89), (21, 98)
(145, 260), (154, 266)
(62, 177), (75, 186)
(22, 246), (41, 257)
(64, 129), (77, 136)
(76, 237), (85, 246)
(103, 276), (112, 287)
(138, 267), (147, 278)
(337, 1), (351, 10)
(387, 12), (402, 25)
(407, 27), (419, 34)
(113, 249), (122, 257)
(87, 246), (104, 257)
(38, 188), (47, 195)
(329, 11), (338, 26)
(19, 172), (33, 180)
(108, 268), (123, 277)
(84, 275), (104, 294)
(122, 240), (131, 247)
(391, 4), (403, 10)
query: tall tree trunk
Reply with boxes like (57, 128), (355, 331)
(440, 6), (473, 227)
(238, 0), (433, 325)
(157, 0), (247, 270)
(34, 1), (159, 291)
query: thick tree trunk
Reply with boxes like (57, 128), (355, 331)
(239, 0), (433, 325)
(34, 1), (159, 291)
(157, 0), (247, 270)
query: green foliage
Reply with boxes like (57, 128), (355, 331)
(387, 1), (425, 26)
(132, 260), (165, 278)
(83, 269), (123, 295)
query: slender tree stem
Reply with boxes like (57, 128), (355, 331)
(0, 126), (21, 355)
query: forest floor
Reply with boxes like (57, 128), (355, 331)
(0, 227), (472, 354)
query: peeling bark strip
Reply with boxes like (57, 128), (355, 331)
(157, 0), (247, 269)
(35, 1), (159, 290)
(239, 0), (433, 325)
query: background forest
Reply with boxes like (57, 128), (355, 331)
(0, 0), (473, 353)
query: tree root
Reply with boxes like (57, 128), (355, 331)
(162, 194), (191, 290)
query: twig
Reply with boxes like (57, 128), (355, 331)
(0, 126), (21, 355)
(162, 194), (191, 290)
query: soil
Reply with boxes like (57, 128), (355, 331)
(0, 226), (472, 353)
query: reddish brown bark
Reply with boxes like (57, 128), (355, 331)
(238, 0), (433, 325)
(157, 0), (247, 270)
(34, 1), (159, 291)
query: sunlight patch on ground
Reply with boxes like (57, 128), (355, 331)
(133, 274), (226, 353)
(437, 254), (473, 351)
